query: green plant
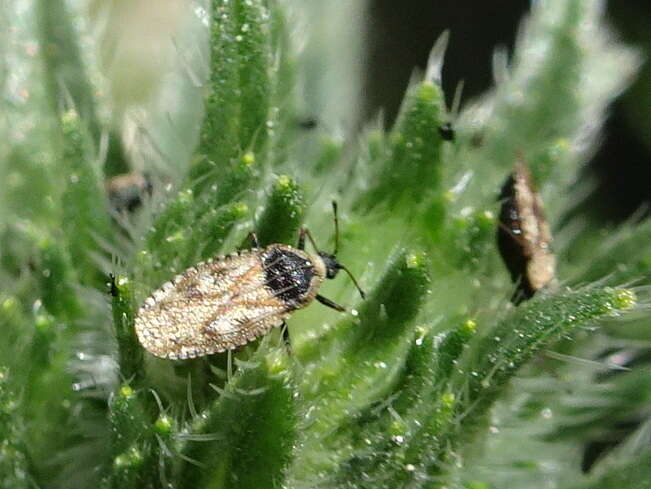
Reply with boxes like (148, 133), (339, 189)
(1, 1), (649, 488)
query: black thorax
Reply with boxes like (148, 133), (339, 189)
(262, 247), (315, 304)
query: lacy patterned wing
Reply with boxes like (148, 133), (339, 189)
(135, 250), (290, 359)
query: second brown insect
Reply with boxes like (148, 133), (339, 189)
(497, 160), (557, 304)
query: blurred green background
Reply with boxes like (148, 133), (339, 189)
(363, 0), (651, 222)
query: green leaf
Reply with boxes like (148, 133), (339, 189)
(0, 367), (34, 489)
(449, 288), (637, 444)
(60, 110), (112, 286)
(106, 384), (157, 489)
(178, 347), (296, 489)
(254, 175), (305, 246)
(361, 82), (446, 225)
(192, 0), (274, 195)
(287, 252), (430, 487)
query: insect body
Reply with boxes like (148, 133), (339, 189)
(135, 203), (364, 359)
(496, 160), (556, 304)
(106, 172), (152, 214)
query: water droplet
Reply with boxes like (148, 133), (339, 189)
(194, 5), (209, 26)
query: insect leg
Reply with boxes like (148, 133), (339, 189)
(497, 221), (527, 248)
(280, 321), (292, 354)
(247, 231), (260, 248)
(316, 294), (346, 312)
(297, 227), (306, 250)
(227, 350), (233, 381)
(297, 227), (320, 252)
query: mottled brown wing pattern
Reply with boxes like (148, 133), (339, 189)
(135, 250), (291, 359)
(512, 164), (556, 291)
(498, 161), (557, 304)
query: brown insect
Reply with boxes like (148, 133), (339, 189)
(497, 160), (557, 303)
(134, 202), (365, 359)
(106, 173), (152, 213)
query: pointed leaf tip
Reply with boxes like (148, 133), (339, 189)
(425, 30), (450, 85)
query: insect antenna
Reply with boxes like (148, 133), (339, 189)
(330, 201), (365, 299)
(332, 200), (339, 255)
(337, 263), (366, 300)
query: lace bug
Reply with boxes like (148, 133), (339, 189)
(135, 202), (364, 359)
